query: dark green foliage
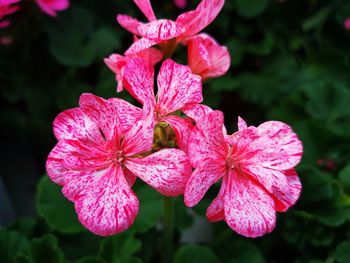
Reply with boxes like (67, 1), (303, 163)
(1, 0), (350, 262)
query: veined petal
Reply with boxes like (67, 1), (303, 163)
(273, 169), (302, 212)
(188, 34), (230, 79)
(188, 111), (229, 168)
(125, 37), (159, 55)
(237, 116), (247, 131)
(135, 46), (164, 66)
(182, 103), (213, 123)
(117, 14), (143, 36)
(162, 115), (193, 151)
(123, 58), (156, 105)
(224, 170), (276, 238)
(206, 174), (227, 222)
(104, 54), (128, 92)
(184, 161), (225, 207)
(157, 59), (202, 115)
(46, 141), (69, 186)
(257, 121), (303, 170)
(176, 0), (224, 39)
(125, 149), (192, 196)
(53, 107), (102, 143)
(138, 19), (182, 41)
(73, 165), (139, 236)
(133, 0), (156, 21)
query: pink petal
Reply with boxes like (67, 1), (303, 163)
(188, 110), (229, 168)
(273, 169), (302, 212)
(73, 165), (139, 236)
(36, 0), (69, 17)
(125, 149), (192, 196)
(206, 175), (227, 222)
(162, 115), (193, 151)
(116, 14), (143, 36)
(157, 59), (202, 115)
(224, 170), (276, 238)
(188, 34), (230, 79)
(182, 103), (213, 123)
(184, 161), (226, 207)
(104, 54), (128, 92)
(125, 37), (159, 55)
(122, 58), (156, 106)
(257, 121), (303, 170)
(0, 20), (10, 28)
(46, 141), (69, 186)
(135, 46), (164, 66)
(138, 19), (182, 41)
(237, 116), (247, 131)
(176, 0), (224, 39)
(174, 0), (187, 9)
(53, 108), (102, 142)
(133, 0), (156, 21)
(344, 18), (350, 30)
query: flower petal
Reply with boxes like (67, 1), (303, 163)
(257, 121), (303, 169)
(157, 59), (202, 115)
(125, 37), (159, 55)
(116, 14), (143, 36)
(53, 107), (102, 142)
(162, 115), (193, 151)
(123, 58), (156, 106)
(138, 19), (182, 41)
(133, 0), (156, 21)
(135, 45), (164, 66)
(184, 161), (225, 207)
(176, 0), (224, 39)
(273, 169), (302, 212)
(206, 175), (227, 222)
(224, 170), (276, 238)
(125, 149), (192, 196)
(104, 54), (128, 92)
(188, 34), (230, 79)
(73, 165), (139, 236)
(182, 103), (213, 123)
(46, 141), (69, 186)
(188, 110), (229, 168)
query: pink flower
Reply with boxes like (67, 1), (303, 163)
(344, 18), (350, 30)
(35, 0), (69, 17)
(46, 93), (192, 236)
(122, 58), (202, 151)
(0, 0), (20, 28)
(187, 33), (230, 80)
(174, 0), (187, 9)
(117, 0), (224, 55)
(184, 111), (303, 237)
(104, 39), (163, 92)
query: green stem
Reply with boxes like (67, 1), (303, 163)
(162, 196), (174, 263)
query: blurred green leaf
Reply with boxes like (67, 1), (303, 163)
(339, 164), (350, 189)
(0, 230), (29, 263)
(236, 0), (268, 18)
(37, 176), (84, 233)
(173, 244), (220, 263)
(336, 240), (350, 263)
(223, 239), (266, 263)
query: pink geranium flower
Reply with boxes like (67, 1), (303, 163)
(187, 33), (230, 80)
(46, 93), (192, 236)
(122, 58), (202, 150)
(184, 111), (303, 237)
(0, 0), (20, 28)
(345, 18), (350, 30)
(117, 0), (224, 55)
(35, 0), (69, 17)
(104, 38), (163, 92)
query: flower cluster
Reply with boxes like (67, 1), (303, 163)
(0, 0), (69, 29)
(47, 0), (303, 238)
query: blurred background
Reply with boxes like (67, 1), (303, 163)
(1, 0), (350, 262)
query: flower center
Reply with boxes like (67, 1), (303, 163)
(113, 150), (125, 164)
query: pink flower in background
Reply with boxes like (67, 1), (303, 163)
(123, 58), (202, 150)
(174, 0), (187, 9)
(117, 0), (224, 55)
(46, 93), (191, 236)
(344, 18), (350, 30)
(187, 33), (230, 80)
(184, 111), (303, 237)
(104, 38), (163, 92)
(35, 0), (69, 17)
(0, 0), (20, 28)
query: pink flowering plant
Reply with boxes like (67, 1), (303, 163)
(38, 0), (306, 261)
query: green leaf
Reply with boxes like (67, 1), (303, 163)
(37, 176), (84, 233)
(131, 185), (163, 233)
(0, 230), (29, 263)
(223, 239), (266, 263)
(173, 244), (221, 263)
(236, 0), (268, 18)
(75, 256), (106, 263)
(339, 164), (350, 189)
(26, 235), (64, 263)
(336, 240), (350, 263)
(99, 232), (142, 263)
(92, 27), (120, 57)
(302, 6), (332, 31)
